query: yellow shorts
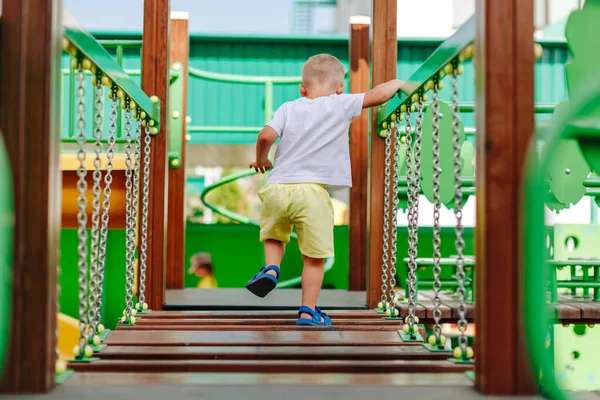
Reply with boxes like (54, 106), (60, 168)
(258, 183), (334, 259)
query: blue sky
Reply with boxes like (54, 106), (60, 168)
(64, 0), (295, 34)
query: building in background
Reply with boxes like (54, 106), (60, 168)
(294, 0), (584, 37)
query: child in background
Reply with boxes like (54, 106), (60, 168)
(188, 252), (218, 289)
(246, 53), (405, 326)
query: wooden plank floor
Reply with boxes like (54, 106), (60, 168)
(68, 310), (473, 376)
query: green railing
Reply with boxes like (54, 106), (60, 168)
(168, 63), (184, 168)
(524, 82), (600, 399)
(199, 170), (335, 288)
(62, 10), (159, 134)
(0, 133), (14, 379)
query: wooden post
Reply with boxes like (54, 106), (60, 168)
(165, 12), (189, 290)
(474, 0), (536, 394)
(366, 0), (397, 308)
(142, 0), (171, 310)
(0, 0), (62, 393)
(348, 16), (370, 292)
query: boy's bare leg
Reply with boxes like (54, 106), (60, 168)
(299, 255), (325, 320)
(265, 239), (285, 276)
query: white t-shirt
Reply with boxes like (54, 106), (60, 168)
(265, 93), (365, 192)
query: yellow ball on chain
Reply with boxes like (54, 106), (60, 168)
(55, 359), (67, 375)
(390, 122), (396, 130)
(400, 104), (407, 113)
(150, 127), (158, 135)
(91, 76), (97, 86)
(150, 95), (159, 103)
(140, 111), (147, 119)
(400, 135), (406, 144)
(120, 102), (127, 110)
(142, 120), (147, 127)
(121, 316), (127, 323)
(426, 80), (434, 90)
(439, 70), (446, 79)
(149, 120), (155, 127)
(143, 303), (149, 311)
(444, 64), (454, 75)
(410, 104), (416, 112)
(186, 134), (192, 142)
(377, 301), (383, 310)
(130, 101), (137, 111)
(534, 43), (543, 60)
(422, 94), (428, 102)
(62, 38), (70, 51)
(399, 113), (405, 121)
(97, 324), (105, 334)
(588, 324), (595, 328)
(457, 65), (465, 75)
(428, 334), (437, 345)
(130, 316), (136, 325)
(131, 309), (137, 317)
(465, 346), (474, 359)
(390, 113), (396, 122)
(117, 89), (125, 99)
(82, 59), (92, 71)
(71, 58), (78, 69)
(84, 345), (94, 358)
(92, 335), (101, 346)
(73, 345), (81, 358)
(382, 122), (388, 129)
(101, 76), (112, 88)
(403, 324), (410, 333)
(453, 346), (462, 359)
(437, 81), (444, 90)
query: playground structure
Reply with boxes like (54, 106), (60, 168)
(1, 0), (600, 398)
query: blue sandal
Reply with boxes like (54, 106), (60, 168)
(315, 306), (331, 325)
(296, 306), (332, 326)
(246, 265), (280, 298)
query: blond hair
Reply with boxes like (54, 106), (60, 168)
(302, 54), (344, 90)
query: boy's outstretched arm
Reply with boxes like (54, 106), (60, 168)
(249, 125), (278, 173)
(362, 79), (405, 109)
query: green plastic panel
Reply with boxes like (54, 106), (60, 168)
(0, 133), (13, 378)
(63, 11), (160, 128)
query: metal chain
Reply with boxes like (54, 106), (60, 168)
(431, 81), (443, 341)
(412, 100), (424, 233)
(123, 107), (135, 322)
(404, 105), (417, 329)
(380, 124), (392, 309)
(95, 96), (118, 329)
(130, 119), (142, 307)
(75, 64), (89, 353)
(87, 79), (104, 337)
(389, 111), (402, 311)
(452, 66), (468, 352)
(138, 125), (152, 308)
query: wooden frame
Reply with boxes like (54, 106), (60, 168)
(366, 0), (397, 308)
(0, 0), (62, 393)
(474, 0), (536, 394)
(348, 16), (371, 292)
(165, 12), (190, 290)
(142, 0), (171, 310)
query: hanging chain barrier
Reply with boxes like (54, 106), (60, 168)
(452, 63), (469, 355)
(388, 110), (403, 317)
(404, 104), (418, 332)
(380, 123), (392, 311)
(95, 95), (118, 333)
(122, 106), (135, 324)
(87, 78), (104, 340)
(431, 80), (443, 343)
(137, 125), (152, 311)
(75, 63), (90, 356)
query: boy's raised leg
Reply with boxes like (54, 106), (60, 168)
(246, 239), (284, 298)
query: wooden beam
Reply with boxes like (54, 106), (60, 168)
(366, 0), (397, 308)
(165, 12), (189, 290)
(142, 0), (171, 310)
(474, 0), (536, 394)
(348, 16), (371, 292)
(0, 0), (62, 393)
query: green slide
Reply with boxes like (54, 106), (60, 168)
(0, 132), (14, 378)
(199, 169), (335, 288)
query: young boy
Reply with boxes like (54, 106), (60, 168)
(246, 53), (405, 326)
(188, 252), (218, 289)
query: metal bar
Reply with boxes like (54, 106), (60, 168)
(555, 281), (600, 289)
(188, 66), (347, 85)
(61, 68), (141, 76)
(458, 103), (556, 114)
(60, 138), (130, 144)
(97, 39), (143, 48)
(63, 10), (160, 128)
(68, 63), (75, 137)
(186, 126), (261, 133)
(264, 80), (274, 123)
(168, 65), (183, 169)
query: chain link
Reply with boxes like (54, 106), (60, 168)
(75, 64), (89, 353)
(138, 125), (152, 307)
(380, 125), (392, 309)
(87, 79), (104, 337)
(95, 96), (117, 329)
(130, 118), (142, 308)
(123, 108), (135, 322)
(431, 82), (443, 341)
(452, 66), (468, 351)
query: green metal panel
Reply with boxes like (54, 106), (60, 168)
(0, 133), (13, 378)
(60, 33), (571, 145)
